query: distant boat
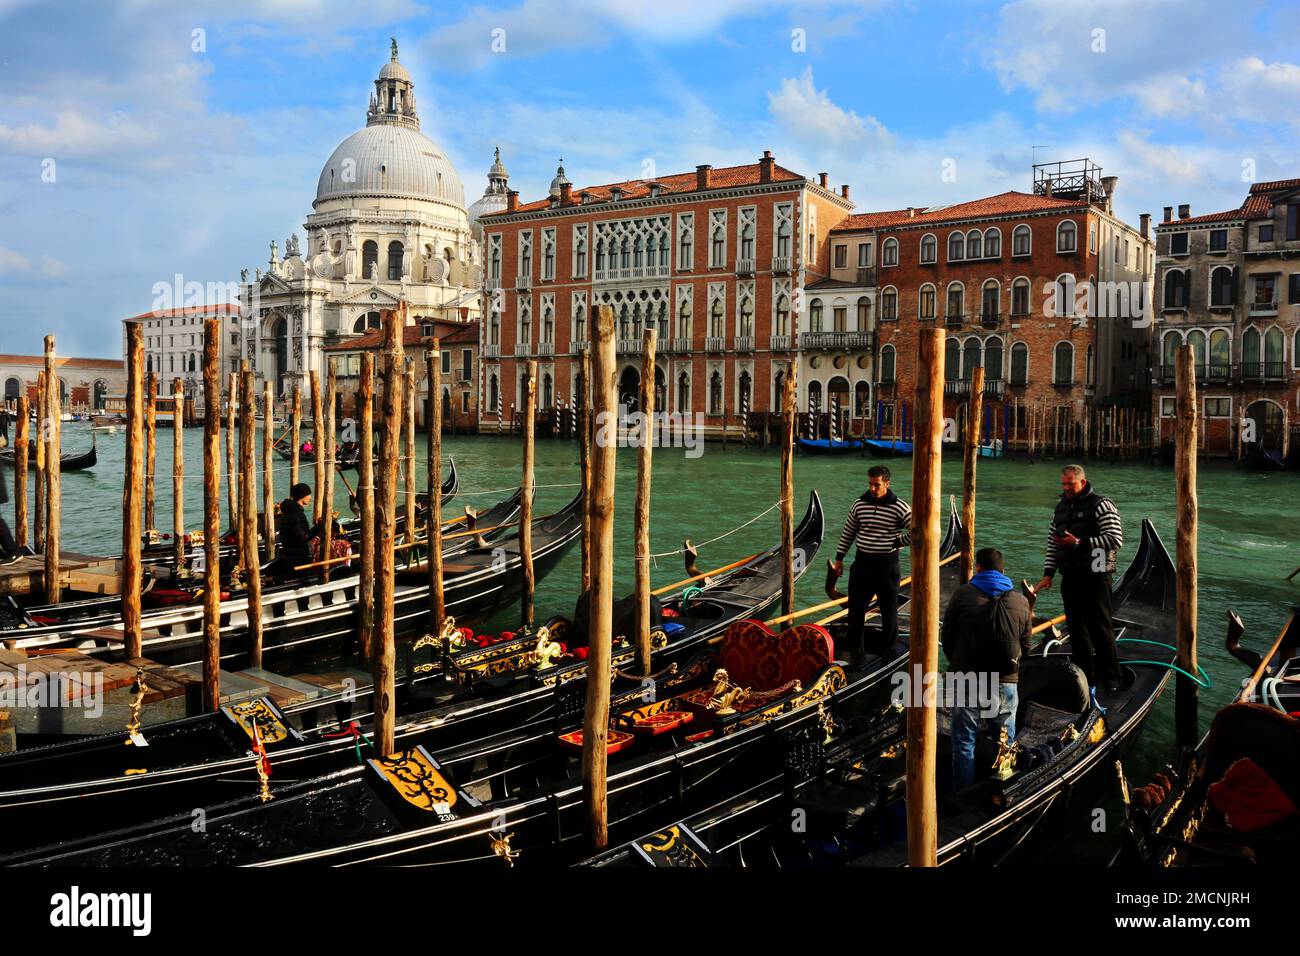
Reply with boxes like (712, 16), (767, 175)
(864, 438), (913, 457)
(797, 437), (863, 455)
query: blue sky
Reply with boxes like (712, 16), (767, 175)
(1, 0), (1297, 358)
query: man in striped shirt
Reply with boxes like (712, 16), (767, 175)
(831, 465), (912, 666)
(1034, 464), (1124, 692)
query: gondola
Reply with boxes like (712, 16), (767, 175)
(797, 437), (864, 455)
(1115, 609), (1300, 867)
(273, 443), (366, 470)
(5, 497), (970, 868)
(0, 491), (828, 859)
(0, 433), (97, 471)
(863, 438), (912, 457)
(587, 518), (1177, 868)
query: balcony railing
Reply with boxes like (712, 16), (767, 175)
(733, 335), (755, 352)
(771, 256), (792, 274)
(799, 331), (876, 351)
(1239, 361), (1289, 382)
(856, 267), (877, 287)
(705, 336), (726, 352)
(515, 274), (532, 291)
(736, 258), (755, 276)
(617, 338), (643, 355)
(484, 343), (501, 359)
(1157, 363), (1233, 384)
(1249, 299), (1279, 315)
(944, 378), (1006, 398)
(571, 339), (590, 354)
(770, 334), (793, 351)
(980, 311), (1001, 329)
(536, 341), (554, 356)
(515, 342), (531, 358)
(485, 276), (502, 292)
(944, 313), (965, 329)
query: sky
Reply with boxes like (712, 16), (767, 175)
(1, 0), (1297, 359)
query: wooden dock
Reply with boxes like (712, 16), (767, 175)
(0, 552), (117, 598)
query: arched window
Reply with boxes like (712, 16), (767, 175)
(981, 279), (1000, 320)
(739, 296), (754, 337)
(966, 229), (982, 259)
(1012, 278), (1031, 317)
(855, 381), (870, 417)
(542, 373), (553, 410)
(1186, 329), (1207, 372)
(882, 237), (898, 266)
(710, 298), (725, 338)
(387, 241), (404, 280)
(946, 282), (964, 321)
(542, 302), (554, 343)
(709, 370), (723, 415)
(657, 301), (669, 341)
(985, 337), (1004, 381)
(1162, 329), (1183, 375)
(632, 235), (643, 269)
(711, 224), (725, 267)
(918, 283), (936, 320)
(362, 240), (379, 279)
(880, 287), (898, 321)
(1210, 328), (1231, 376)
(620, 238), (630, 269)
(679, 298), (692, 338)
(1210, 266), (1235, 307)
(92, 379), (108, 409)
(1010, 342), (1029, 385)
(1053, 341), (1074, 385)
(740, 223), (754, 261)
(658, 233), (669, 269)
(809, 298), (823, 332)
(1265, 326), (1284, 376)
(574, 303), (586, 342)
(594, 239), (606, 273)
(273, 317), (289, 382)
(948, 231), (964, 261)
(1055, 274), (1076, 318)
(807, 380), (822, 413)
(1085, 343), (1096, 387)
(489, 373), (499, 412)
(856, 296), (871, 331)
(1165, 269), (1189, 309)
(1013, 224), (1031, 256)
(4, 377), (22, 404)
(919, 234), (937, 264)
(879, 345), (896, 383)
(944, 337), (960, 382)
(576, 234), (588, 276)
(776, 221), (791, 258)
(775, 295), (790, 337)
(962, 337), (982, 381)
(1057, 220), (1077, 253)
(739, 370), (752, 412)
(984, 228), (1001, 258)
(677, 371), (689, 413)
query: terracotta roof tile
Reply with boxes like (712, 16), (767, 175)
(0, 354), (124, 371)
(123, 304), (241, 322)
(1159, 177), (1299, 228)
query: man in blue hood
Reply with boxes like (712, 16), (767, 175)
(942, 547), (1033, 790)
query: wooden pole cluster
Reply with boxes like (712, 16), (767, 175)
(577, 348), (593, 595)
(321, 362), (336, 582)
(426, 341), (445, 631)
(122, 324), (145, 660)
(780, 368), (797, 622)
(520, 360), (537, 627)
(290, 383), (302, 488)
(404, 362), (417, 549)
(240, 367), (264, 668)
(145, 370), (157, 531)
(262, 380), (276, 555)
(202, 319), (222, 710)
(43, 336), (62, 603)
(173, 377), (186, 573)
(373, 310), (404, 757)
(14, 396), (28, 551)
(582, 305), (618, 849)
(34, 372), (45, 554)
(1174, 344), (1199, 747)
(311, 371), (324, 525)
(633, 327), (657, 673)
(225, 372), (237, 531)
(960, 366), (985, 582)
(357, 353), (376, 661)
(906, 327), (944, 868)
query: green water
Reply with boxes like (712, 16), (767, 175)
(18, 422), (1300, 854)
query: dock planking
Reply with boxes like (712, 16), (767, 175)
(0, 552), (115, 598)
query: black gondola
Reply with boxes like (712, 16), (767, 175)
(586, 518), (1177, 867)
(0, 434), (97, 472)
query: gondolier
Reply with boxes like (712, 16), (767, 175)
(831, 465), (911, 665)
(274, 482), (321, 575)
(1035, 464), (1124, 692)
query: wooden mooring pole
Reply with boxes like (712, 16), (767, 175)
(14, 396), (28, 551)
(310, 371), (324, 525)
(907, 327), (944, 868)
(262, 380), (276, 556)
(358, 354), (376, 661)
(578, 348), (593, 595)
(225, 372), (237, 532)
(145, 370), (157, 532)
(34, 372), (45, 554)
(426, 341), (445, 631)
(633, 327), (657, 673)
(520, 359), (537, 627)
(1175, 344), (1199, 747)
(373, 310), (404, 757)
(780, 368), (797, 622)
(290, 383), (301, 488)
(404, 362), (416, 549)
(321, 361), (336, 582)
(202, 319), (222, 710)
(241, 367), (264, 668)
(173, 377), (186, 574)
(960, 366), (985, 582)
(43, 336), (62, 603)
(122, 324), (145, 660)
(583, 305), (617, 849)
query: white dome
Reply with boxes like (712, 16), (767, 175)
(315, 124), (466, 208)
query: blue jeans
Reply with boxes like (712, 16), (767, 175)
(950, 681), (1018, 791)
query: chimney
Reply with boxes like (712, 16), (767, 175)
(908, 208), (916, 219)
(559, 181), (572, 205)
(696, 164), (712, 191)
(759, 150), (774, 184)
(1139, 213), (1151, 239)
(818, 172), (829, 188)
(1178, 203), (1191, 219)
(1163, 206), (1173, 223)
(1101, 175), (1118, 213)
(506, 190), (519, 212)
(841, 185), (850, 199)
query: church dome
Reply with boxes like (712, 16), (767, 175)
(468, 146), (510, 226)
(315, 124), (466, 207)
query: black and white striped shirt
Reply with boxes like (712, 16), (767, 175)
(835, 491), (911, 560)
(1045, 490), (1123, 575)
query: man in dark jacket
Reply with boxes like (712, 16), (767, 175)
(275, 482), (319, 573)
(0, 435), (19, 562)
(1034, 464), (1124, 692)
(942, 547), (1032, 789)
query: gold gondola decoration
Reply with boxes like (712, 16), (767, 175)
(412, 616), (463, 674)
(991, 726), (1019, 780)
(124, 667), (148, 746)
(250, 718), (273, 803)
(817, 697), (837, 744)
(531, 626), (563, 670)
(489, 830), (519, 867)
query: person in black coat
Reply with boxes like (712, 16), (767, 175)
(274, 482), (320, 574)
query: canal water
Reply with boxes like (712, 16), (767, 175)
(21, 422), (1300, 859)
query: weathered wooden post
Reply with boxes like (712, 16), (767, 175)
(907, 327), (944, 868)
(426, 341), (445, 630)
(404, 362), (417, 548)
(173, 378), (186, 574)
(960, 366), (985, 582)
(578, 348), (593, 595)
(1175, 344), (1199, 747)
(43, 336), (62, 603)
(225, 372), (237, 531)
(374, 311), (404, 756)
(321, 361), (336, 582)
(34, 373), (45, 554)
(290, 383), (302, 488)
(202, 320), (222, 710)
(145, 370), (157, 532)
(583, 305), (617, 849)
(262, 380), (276, 556)
(633, 327), (657, 674)
(358, 353), (376, 661)
(122, 324), (145, 660)
(14, 396), (28, 550)
(241, 367), (264, 667)
(310, 371), (324, 525)
(780, 368), (797, 622)
(520, 360), (537, 627)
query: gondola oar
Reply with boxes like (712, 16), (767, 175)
(770, 552), (962, 627)
(650, 551), (764, 597)
(335, 463), (360, 517)
(1286, 566), (1300, 581)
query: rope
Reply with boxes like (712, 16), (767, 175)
(640, 499), (782, 563)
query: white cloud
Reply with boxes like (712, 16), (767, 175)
(0, 247), (32, 274)
(39, 256), (67, 278)
(768, 67), (892, 151)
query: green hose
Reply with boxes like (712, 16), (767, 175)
(1116, 636), (1211, 688)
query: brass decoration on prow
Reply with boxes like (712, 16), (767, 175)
(490, 830), (519, 867)
(224, 697), (290, 745)
(817, 697), (836, 744)
(991, 726), (1018, 780)
(531, 626), (563, 670)
(1115, 759), (1131, 808)
(374, 749), (458, 815)
(124, 668), (148, 745)
(412, 616), (462, 674)
(706, 669), (749, 716)
(250, 720), (273, 803)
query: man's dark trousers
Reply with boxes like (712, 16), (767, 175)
(846, 552), (900, 654)
(1060, 571), (1120, 685)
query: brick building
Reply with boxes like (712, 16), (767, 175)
(0, 354), (125, 414)
(865, 161), (1154, 447)
(122, 304), (244, 414)
(1152, 179), (1300, 460)
(477, 152), (855, 432)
